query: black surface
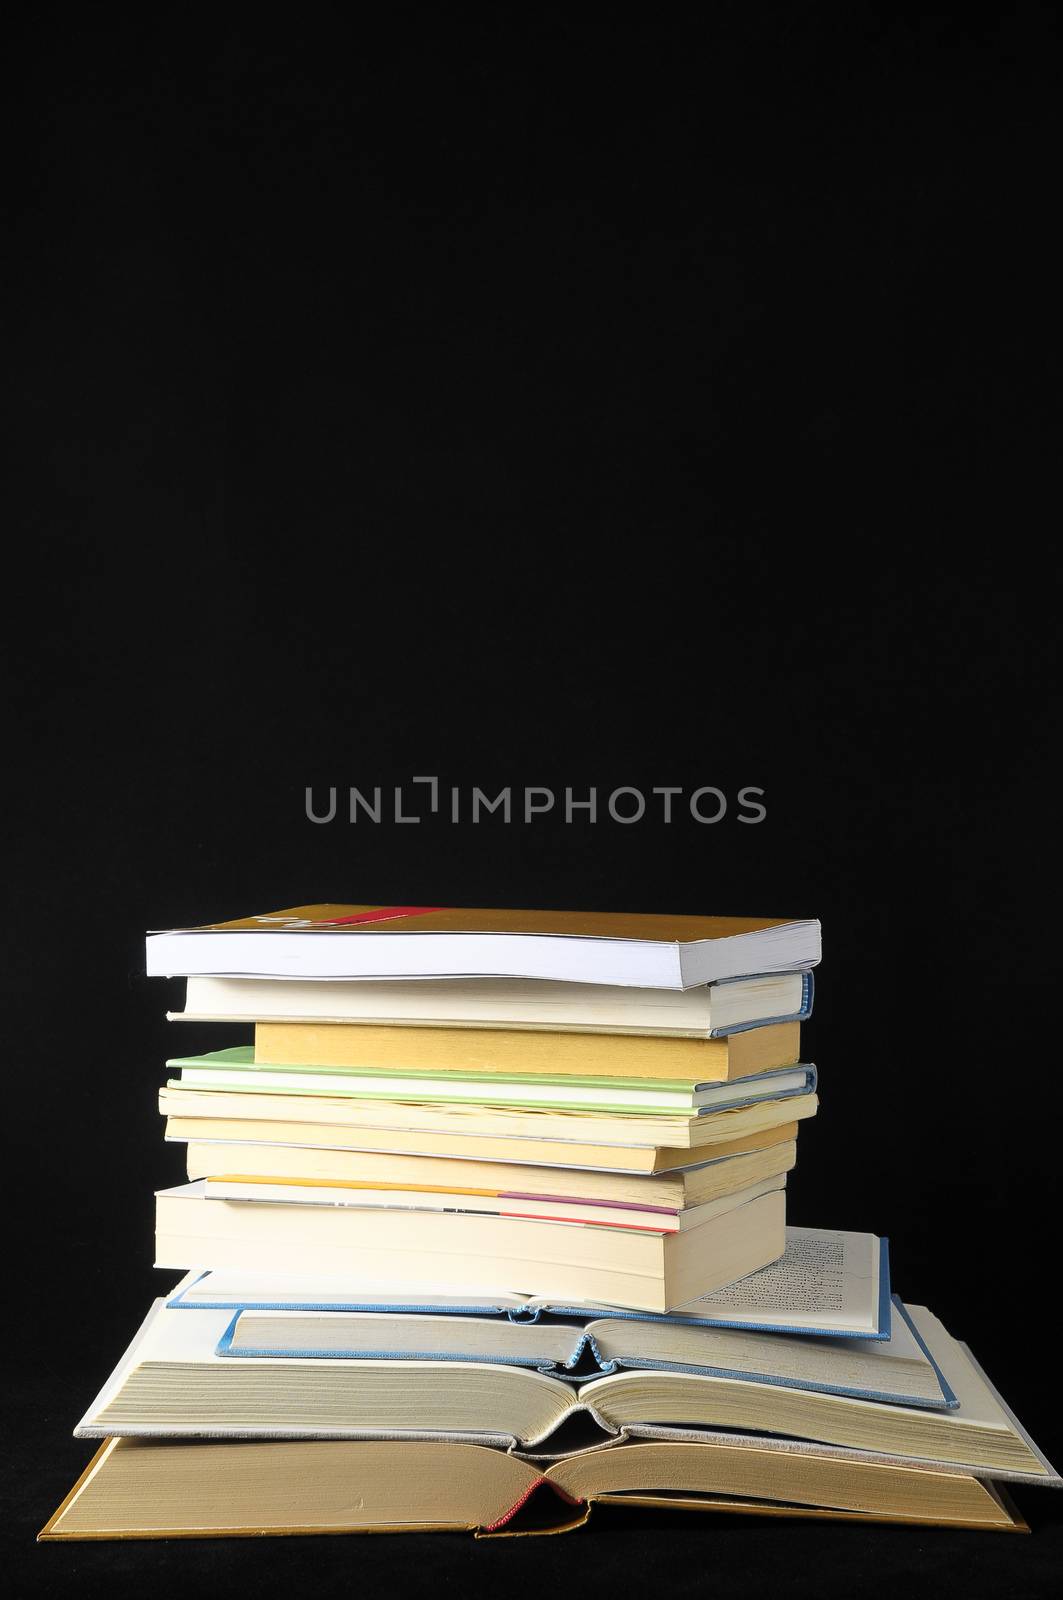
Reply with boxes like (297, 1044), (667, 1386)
(6, 9), (1062, 1595)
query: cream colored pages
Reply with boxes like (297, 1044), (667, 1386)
(161, 1220), (852, 1329)
(73, 1298), (1060, 1478)
(167, 1269), (536, 1309)
(591, 1308), (942, 1403)
(219, 1301), (940, 1404)
(158, 1083), (812, 1149)
(546, 1438), (1012, 1525)
(46, 1438), (540, 1536)
(908, 1305), (1058, 1473)
(76, 1302), (572, 1443)
(669, 1227), (878, 1329)
(585, 1307), (1050, 1476)
(228, 1310), (580, 1363)
(199, 1173), (785, 1225)
(176, 972), (803, 1033)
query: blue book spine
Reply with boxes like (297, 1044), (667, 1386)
(707, 969), (815, 1036)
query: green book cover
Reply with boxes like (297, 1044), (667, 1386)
(166, 1046), (710, 1115)
(168, 1045), (706, 1092)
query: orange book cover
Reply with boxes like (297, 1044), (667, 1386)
(183, 904), (802, 941)
(146, 906), (821, 988)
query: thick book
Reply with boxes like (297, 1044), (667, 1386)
(212, 1294), (940, 1398)
(181, 1137), (800, 1210)
(72, 1300), (1058, 1486)
(40, 1436), (1031, 1540)
(177, 973), (813, 1040)
(154, 1180), (787, 1313)
(212, 1295), (947, 1401)
(75, 1294), (950, 1439)
(252, 1017), (805, 1082)
(146, 904), (821, 987)
(166, 1226), (890, 1339)
(167, 1045), (818, 1116)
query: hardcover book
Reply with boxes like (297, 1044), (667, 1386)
(40, 1436), (1033, 1540)
(166, 1045), (818, 1116)
(177, 974), (813, 1040)
(71, 1300), (1059, 1485)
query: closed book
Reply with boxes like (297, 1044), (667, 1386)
(154, 1180), (787, 1314)
(252, 1018), (802, 1081)
(179, 973), (812, 1038)
(167, 1225), (888, 1338)
(167, 1045), (818, 1116)
(159, 1086), (816, 1170)
(146, 904), (821, 987)
(181, 1136), (799, 1209)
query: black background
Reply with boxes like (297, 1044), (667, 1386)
(6, 7), (1062, 1596)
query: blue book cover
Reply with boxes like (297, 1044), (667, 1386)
(211, 1292), (953, 1411)
(708, 970), (814, 1035)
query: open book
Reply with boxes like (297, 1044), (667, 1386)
(41, 1435), (1033, 1541)
(212, 1296), (947, 1401)
(74, 1299), (1054, 1483)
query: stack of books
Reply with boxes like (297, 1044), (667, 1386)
(42, 904), (1058, 1541)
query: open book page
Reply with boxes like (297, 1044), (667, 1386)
(78, 1301), (169, 1411)
(955, 1334), (1061, 1480)
(84, 1303), (568, 1386)
(903, 1310), (1005, 1429)
(590, 1307), (945, 1405)
(671, 1227), (879, 1331)
(581, 1423), (1049, 1493)
(223, 1305), (941, 1406)
(906, 1306), (1057, 1472)
(172, 1298), (942, 1407)
(78, 1300), (170, 1422)
(76, 1303), (574, 1443)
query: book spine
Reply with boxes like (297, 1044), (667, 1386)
(707, 971), (815, 1037)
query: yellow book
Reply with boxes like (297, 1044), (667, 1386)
(254, 1020), (800, 1082)
(182, 1135), (799, 1207)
